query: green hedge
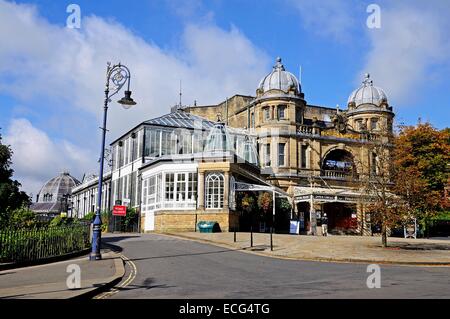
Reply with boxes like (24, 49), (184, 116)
(0, 223), (91, 264)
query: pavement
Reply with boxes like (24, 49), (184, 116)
(101, 233), (450, 298)
(0, 249), (124, 299)
(165, 232), (450, 265)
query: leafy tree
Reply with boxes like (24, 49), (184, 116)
(6, 206), (37, 229)
(0, 132), (30, 227)
(393, 123), (450, 235)
(356, 124), (406, 247)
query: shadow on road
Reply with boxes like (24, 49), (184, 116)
(116, 277), (175, 292)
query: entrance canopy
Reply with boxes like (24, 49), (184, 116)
(294, 186), (362, 204)
(234, 181), (290, 199)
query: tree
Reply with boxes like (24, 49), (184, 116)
(0, 131), (31, 227)
(357, 125), (406, 247)
(393, 123), (450, 236)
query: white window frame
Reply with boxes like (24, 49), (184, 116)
(205, 172), (225, 209)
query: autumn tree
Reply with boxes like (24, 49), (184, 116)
(393, 123), (450, 236)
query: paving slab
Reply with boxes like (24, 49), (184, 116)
(0, 250), (124, 299)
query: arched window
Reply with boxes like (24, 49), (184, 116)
(205, 173), (224, 209)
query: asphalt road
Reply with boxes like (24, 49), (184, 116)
(101, 233), (450, 299)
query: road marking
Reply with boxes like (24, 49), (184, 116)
(94, 253), (137, 299)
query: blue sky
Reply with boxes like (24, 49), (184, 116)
(0, 0), (449, 195)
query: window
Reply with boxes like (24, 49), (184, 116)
(131, 135), (137, 161)
(145, 128), (161, 157)
(264, 144), (271, 167)
(188, 173), (197, 201)
(161, 131), (176, 156)
(137, 131), (142, 159)
(124, 138), (129, 165)
(301, 145), (308, 168)
(296, 107), (302, 123)
(177, 173), (186, 201)
(278, 143), (286, 167)
(371, 153), (378, 175)
(165, 173), (175, 201)
(370, 118), (378, 130)
(277, 105), (286, 120)
(356, 119), (365, 131)
(205, 173), (224, 209)
(263, 107), (270, 121)
(118, 142), (124, 167)
(250, 112), (255, 128)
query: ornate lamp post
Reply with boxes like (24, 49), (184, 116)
(90, 62), (136, 261)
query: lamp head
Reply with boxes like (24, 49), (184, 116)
(118, 90), (136, 109)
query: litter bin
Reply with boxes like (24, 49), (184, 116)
(197, 221), (219, 233)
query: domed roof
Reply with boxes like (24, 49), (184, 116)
(36, 171), (80, 204)
(348, 73), (388, 108)
(258, 57), (301, 96)
(204, 122), (234, 153)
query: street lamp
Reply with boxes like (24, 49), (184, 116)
(90, 62), (136, 261)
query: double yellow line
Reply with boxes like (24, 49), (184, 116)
(94, 253), (137, 299)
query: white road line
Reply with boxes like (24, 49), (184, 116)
(94, 253), (137, 299)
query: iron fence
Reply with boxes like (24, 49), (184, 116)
(0, 223), (91, 264)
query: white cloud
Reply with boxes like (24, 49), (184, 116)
(0, 0), (270, 195)
(359, 2), (450, 104)
(3, 118), (93, 196)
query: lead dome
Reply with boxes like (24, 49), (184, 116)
(348, 73), (388, 108)
(257, 57), (301, 96)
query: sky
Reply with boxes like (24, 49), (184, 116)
(0, 0), (449, 197)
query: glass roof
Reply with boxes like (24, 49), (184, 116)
(144, 111), (216, 130)
(204, 122), (234, 152)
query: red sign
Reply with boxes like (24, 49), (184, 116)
(113, 205), (127, 216)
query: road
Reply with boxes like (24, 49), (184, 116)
(100, 233), (450, 299)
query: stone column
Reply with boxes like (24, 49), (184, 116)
(198, 171), (205, 210)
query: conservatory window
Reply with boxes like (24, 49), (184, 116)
(177, 173), (186, 201)
(188, 173), (197, 201)
(165, 173), (175, 201)
(205, 173), (224, 209)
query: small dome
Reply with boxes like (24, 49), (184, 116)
(204, 122), (234, 153)
(348, 73), (388, 108)
(258, 57), (301, 96)
(36, 171), (80, 204)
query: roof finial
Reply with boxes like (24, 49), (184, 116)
(179, 79), (182, 107)
(274, 56), (285, 71)
(363, 73), (373, 86)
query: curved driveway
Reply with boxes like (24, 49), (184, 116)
(102, 233), (450, 299)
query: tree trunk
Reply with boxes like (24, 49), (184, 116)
(381, 224), (388, 248)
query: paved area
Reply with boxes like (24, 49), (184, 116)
(166, 232), (450, 265)
(0, 250), (124, 299)
(100, 233), (450, 299)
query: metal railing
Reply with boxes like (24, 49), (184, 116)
(0, 223), (91, 264)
